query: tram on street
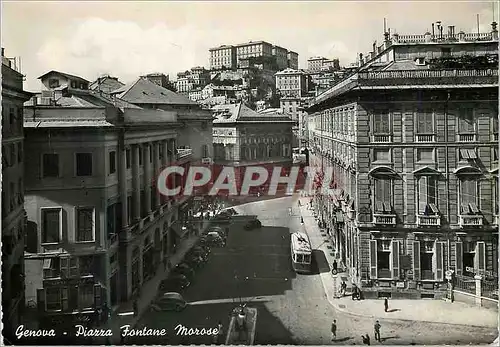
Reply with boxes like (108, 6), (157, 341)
(290, 231), (312, 273)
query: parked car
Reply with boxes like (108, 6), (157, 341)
(192, 245), (210, 255)
(150, 292), (187, 312)
(194, 242), (211, 253)
(186, 248), (209, 262)
(159, 274), (190, 292)
(183, 254), (205, 269)
(244, 218), (262, 230)
(171, 263), (195, 281)
(225, 208), (238, 215)
(213, 212), (231, 223)
(207, 226), (226, 238)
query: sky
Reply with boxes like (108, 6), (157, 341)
(2, 0), (497, 92)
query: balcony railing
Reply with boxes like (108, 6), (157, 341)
(416, 134), (436, 143)
(358, 69), (498, 80)
(372, 134), (392, 143)
(459, 215), (483, 227)
(373, 214), (397, 225)
(457, 133), (476, 142)
(417, 215), (441, 226)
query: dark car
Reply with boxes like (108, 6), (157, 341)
(194, 242), (211, 253)
(186, 248), (209, 262)
(171, 263), (195, 281)
(213, 212), (231, 223)
(244, 219), (262, 230)
(159, 274), (190, 292)
(207, 226), (226, 238)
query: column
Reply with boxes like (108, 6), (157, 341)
(161, 140), (169, 205)
(170, 139), (177, 163)
(119, 146), (129, 233)
(153, 142), (161, 210)
(132, 144), (141, 221)
(143, 144), (152, 217)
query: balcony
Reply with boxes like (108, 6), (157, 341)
(417, 215), (441, 226)
(416, 134), (435, 143)
(373, 214), (396, 225)
(372, 134), (392, 143)
(457, 133), (476, 142)
(459, 215), (483, 227)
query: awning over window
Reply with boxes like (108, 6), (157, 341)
(413, 166), (442, 176)
(369, 166), (399, 179)
(453, 166), (482, 175)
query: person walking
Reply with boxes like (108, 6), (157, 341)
(374, 320), (381, 342)
(217, 321), (224, 344)
(384, 297), (389, 312)
(341, 281), (347, 297)
(332, 260), (338, 273)
(331, 320), (337, 341)
(362, 334), (371, 345)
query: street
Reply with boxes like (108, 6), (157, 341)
(132, 195), (497, 345)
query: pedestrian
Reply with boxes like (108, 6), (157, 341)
(216, 321), (224, 344)
(332, 260), (338, 272)
(341, 281), (347, 296)
(374, 320), (381, 342)
(351, 284), (358, 300)
(362, 334), (371, 345)
(298, 199), (301, 206)
(384, 297), (389, 312)
(331, 319), (337, 340)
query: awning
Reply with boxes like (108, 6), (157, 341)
(413, 166), (442, 176)
(335, 212), (344, 223)
(453, 166), (482, 175)
(368, 166), (400, 179)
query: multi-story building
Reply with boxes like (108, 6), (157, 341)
(209, 41), (299, 72)
(275, 68), (308, 98)
(307, 56), (340, 72)
(287, 51), (299, 70)
(212, 103), (294, 191)
(23, 71), (210, 329)
(1, 48), (32, 342)
(175, 68), (210, 95)
(209, 45), (238, 70)
(306, 23), (499, 300)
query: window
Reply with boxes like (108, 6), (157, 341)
(71, 81), (77, 88)
(109, 151), (116, 174)
(374, 178), (392, 212)
(46, 287), (62, 311)
(416, 111), (433, 133)
(18, 178), (23, 203)
(43, 258), (61, 279)
(417, 148), (434, 162)
(417, 176), (438, 214)
(373, 113), (390, 134)
(9, 107), (15, 125)
(126, 149), (131, 169)
(49, 79), (60, 88)
(79, 285), (94, 309)
(10, 144), (15, 165)
(76, 153), (93, 176)
(458, 108), (474, 133)
(493, 147), (498, 163)
(493, 117), (499, 134)
(41, 208), (62, 244)
(459, 148), (477, 161)
(460, 179), (478, 214)
(76, 207), (94, 242)
(43, 153), (59, 177)
(420, 241), (434, 280)
(18, 142), (23, 163)
(441, 47), (451, 57)
(493, 177), (499, 215)
(377, 240), (391, 278)
(202, 144), (209, 158)
(373, 148), (390, 162)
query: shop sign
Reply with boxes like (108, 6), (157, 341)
(44, 276), (95, 287)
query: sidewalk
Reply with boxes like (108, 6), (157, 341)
(103, 218), (214, 344)
(296, 195), (499, 329)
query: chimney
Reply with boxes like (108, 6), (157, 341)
(448, 26), (455, 39)
(458, 31), (466, 41)
(432, 23), (435, 39)
(492, 22), (498, 40)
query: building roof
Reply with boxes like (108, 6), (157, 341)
(24, 120), (114, 128)
(89, 75), (125, 91)
(111, 77), (198, 105)
(212, 103), (294, 124)
(37, 70), (89, 83)
(209, 44), (235, 51)
(275, 68), (304, 76)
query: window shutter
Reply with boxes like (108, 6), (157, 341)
(37, 288), (46, 313)
(413, 241), (421, 280)
(434, 242), (444, 281)
(391, 240), (400, 279)
(418, 177), (427, 214)
(93, 284), (102, 307)
(61, 288), (68, 311)
(455, 241), (463, 276)
(369, 240), (378, 279)
(476, 241), (486, 274)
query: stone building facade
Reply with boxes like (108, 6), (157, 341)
(306, 24), (499, 299)
(1, 48), (32, 342)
